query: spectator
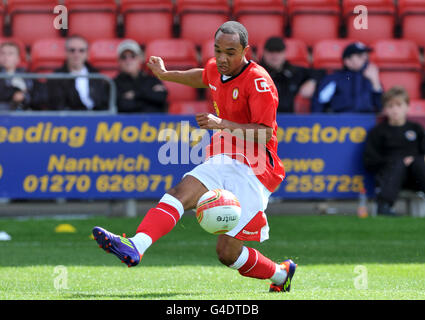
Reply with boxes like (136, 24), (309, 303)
(312, 42), (383, 113)
(114, 39), (167, 113)
(0, 42), (33, 110)
(363, 86), (425, 216)
(260, 37), (324, 113)
(47, 35), (109, 111)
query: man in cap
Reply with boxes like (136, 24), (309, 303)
(114, 39), (167, 113)
(260, 36), (325, 113)
(311, 42), (383, 113)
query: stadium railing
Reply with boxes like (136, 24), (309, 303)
(0, 72), (118, 114)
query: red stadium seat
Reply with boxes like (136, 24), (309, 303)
(177, 0), (230, 46)
(200, 38), (253, 66)
(163, 81), (198, 102)
(0, 37), (28, 69)
(408, 100), (425, 116)
(168, 100), (212, 114)
(145, 39), (198, 70)
(287, 0), (340, 47)
(8, 0), (61, 47)
(30, 38), (66, 73)
(0, 4), (4, 37)
(312, 39), (357, 71)
(399, 0), (425, 48)
(88, 38), (125, 78)
(256, 38), (310, 67)
(121, 0), (173, 44)
(370, 40), (423, 100)
(64, 0), (117, 43)
(343, 0), (396, 45)
(233, 0), (286, 48)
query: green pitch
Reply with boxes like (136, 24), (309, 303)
(0, 214), (424, 300)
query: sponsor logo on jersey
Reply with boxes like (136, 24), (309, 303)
(254, 78), (271, 92)
(209, 83), (217, 91)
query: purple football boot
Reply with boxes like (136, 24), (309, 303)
(92, 226), (141, 267)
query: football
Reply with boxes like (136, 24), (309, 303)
(196, 189), (241, 234)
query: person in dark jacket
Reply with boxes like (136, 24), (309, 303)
(363, 86), (425, 215)
(312, 42), (383, 113)
(47, 35), (109, 111)
(260, 37), (325, 113)
(0, 41), (44, 111)
(114, 39), (167, 113)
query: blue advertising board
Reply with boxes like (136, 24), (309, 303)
(0, 114), (376, 199)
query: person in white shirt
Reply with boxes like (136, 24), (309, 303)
(47, 35), (109, 111)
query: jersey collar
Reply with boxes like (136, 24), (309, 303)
(220, 61), (252, 83)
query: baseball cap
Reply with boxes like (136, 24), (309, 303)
(117, 39), (142, 56)
(342, 42), (372, 59)
(264, 37), (286, 52)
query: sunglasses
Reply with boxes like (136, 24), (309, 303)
(67, 48), (87, 53)
(119, 53), (137, 60)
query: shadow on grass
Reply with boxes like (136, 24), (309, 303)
(66, 292), (195, 300)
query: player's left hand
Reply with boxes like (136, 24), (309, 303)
(195, 113), (224, 130)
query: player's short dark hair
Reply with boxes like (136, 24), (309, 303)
(215, 21), (248, 48)
(382, 86), (410, 107)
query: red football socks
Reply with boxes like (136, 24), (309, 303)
(237, 247), (277, 279)
(136, 202), (181, 243)
(130, 194), (185, 255)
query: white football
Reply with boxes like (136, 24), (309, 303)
(196, 189), (241, 234)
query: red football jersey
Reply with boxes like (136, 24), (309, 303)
(202, 58), (285, 192)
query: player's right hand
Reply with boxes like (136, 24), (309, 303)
(147, 56), (167, 80)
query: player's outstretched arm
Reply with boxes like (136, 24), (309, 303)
(147, 56), (208, 89)
(196, 113), (273, 145)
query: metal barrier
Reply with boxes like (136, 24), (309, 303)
(0, 72), (118, 114)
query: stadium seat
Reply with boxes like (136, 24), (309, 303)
(177, 0), (230, 46)
(168, 100), (212, 114)
(64, 0), (117, 43)
(145, 39), (198, 70)
(121, 0), (174, 44)
(163, 81), (198, 102)
(343, 0), (396, 45)
(88, 38), (126, 78)
(200, 38), (253, 66)
(287, 0), (340, 47)
(30, 38), (66, 73)
(8, 0), (61, 47)
(399, 0), (425, 48)
(256, 38), (310, 67)
(312, 39), (357, 71)
(408, 99), (425, 116)
(370, 40), (423, 100)
(233, 0), (286, 48)
(0, 4), (4, 37)
(0, 37), (28, 69)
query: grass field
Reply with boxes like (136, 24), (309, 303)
(0, 214), (424, 300)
